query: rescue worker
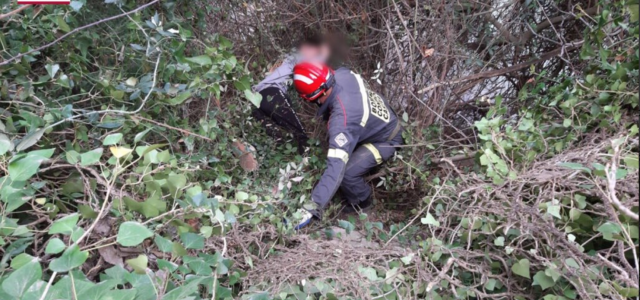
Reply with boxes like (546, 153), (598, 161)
(252, 40), (330, 154)
(292, 62), (403, 229)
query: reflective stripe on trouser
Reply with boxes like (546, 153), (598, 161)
(340, 141), (398, 205)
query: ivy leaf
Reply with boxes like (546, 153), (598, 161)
(134, 128), (152, 143)
(45, 64), (60, 78)
(512, 259), (531, 279)
(484, 278), (498, 291)
(184, 55), (212, 66)
(166, 91), (191, 106)
(244, 90), (262, 108)
(0, 133), (13, 155)
(80, 148), (103, 166)
(8, 149), (54, 181)
(179, 232), (204, 250)
(547, 204), (562, 219)
(533, 271), (555, 290)
(126, 255), (148, 274)
(338, 220), (355, 234)
(494, 236), (505, 246)
(48, 213), (79, 235)
(65, 150), (80, 164)
(565, 258), (580, 269)
(69, 1), (84, 11)
(154, 235), (173, 252)
(16, 128), (45, 152)
(358, 266), (379, 281)
(420, 212), (440, 227)
(110, 146), (133, 159)
(235, 191), (249, 201)
(623, 154), (638, 169)
(597, 222), (622, 241)
(103, 133), (123, 145)
(1, 256), (41, 299)
(49, 245), (89, 272)
(117, 222), (154, 247)
(45, 238), (66, 254)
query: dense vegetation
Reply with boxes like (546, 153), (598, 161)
(0, 0), (638, 299)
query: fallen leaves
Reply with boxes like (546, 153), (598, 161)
(421, 46), (435, 58)
(232, 140), (258, 172)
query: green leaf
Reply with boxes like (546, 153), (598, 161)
(103, 133), (123, 146)
(512, 259), (530, 279)
(185, 55), (212, 66)
(533, 271), (555, 290)
(16, 128), (45, 152)
(49, 244), (89, 272)
(179, 232), (204, 250)
(0, 133), (13, 155)
(45, 238), (66, 254)
(126, 255), (148, 274)
(1, 256), (41, 298)
(547, 205), (562, 219)
(565, 258), (580, 269)
(66, 150), (80, 164)
(337, 220), (355, 234)
(154, 235), (173, 252)
(48, 213), (80, 235)
(167, 91), (191, 105)
(484, 279), (497, 291)
(597, 222), (622, 241)
(70, 227), (84, 242)
(134, 128), (152, 143)
(574, 194), (587, 209)
(421, 212), (440, 226)
(623, 154), (639, 169)
(400, 253), (414, 265)
(614, 282), (639, 297)
(69, 1), (84, 12)
(545, 267), (561, 282)
(235, 191), (249, 201)
(167, 174), (187, 190)
(80, 148), (103, 166)
(8, 149), (54, 181)
(11, 254), (35, 269)
(200, 226), (213, 238)
(358, 266), (378, 281)
(244, 90), (262, 108)
(56, 15), (71, 32)
(494, 236), (505, 246)
(45, 63), (60, 78)
(117, 222), (154, 247)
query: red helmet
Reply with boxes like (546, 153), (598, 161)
(293, 62), (334, 102)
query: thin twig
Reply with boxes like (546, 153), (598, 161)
(0, 4), (31, 20)
(0, 0), (159, 66)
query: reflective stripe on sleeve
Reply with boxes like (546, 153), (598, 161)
(352, 71), (369, 127)
(328, 148), (349, 163)
(363, 144), (382, 165)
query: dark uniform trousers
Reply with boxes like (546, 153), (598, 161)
(341, 132), (402, 205)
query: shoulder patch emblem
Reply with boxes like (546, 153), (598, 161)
(334, 133), (348, 147)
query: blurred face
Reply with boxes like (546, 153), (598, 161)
(298, 43), (331, 63)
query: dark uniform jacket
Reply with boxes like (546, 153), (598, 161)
(311, 67), (400, 208)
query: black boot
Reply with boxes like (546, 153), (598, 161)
(341, 196), (373, 214)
